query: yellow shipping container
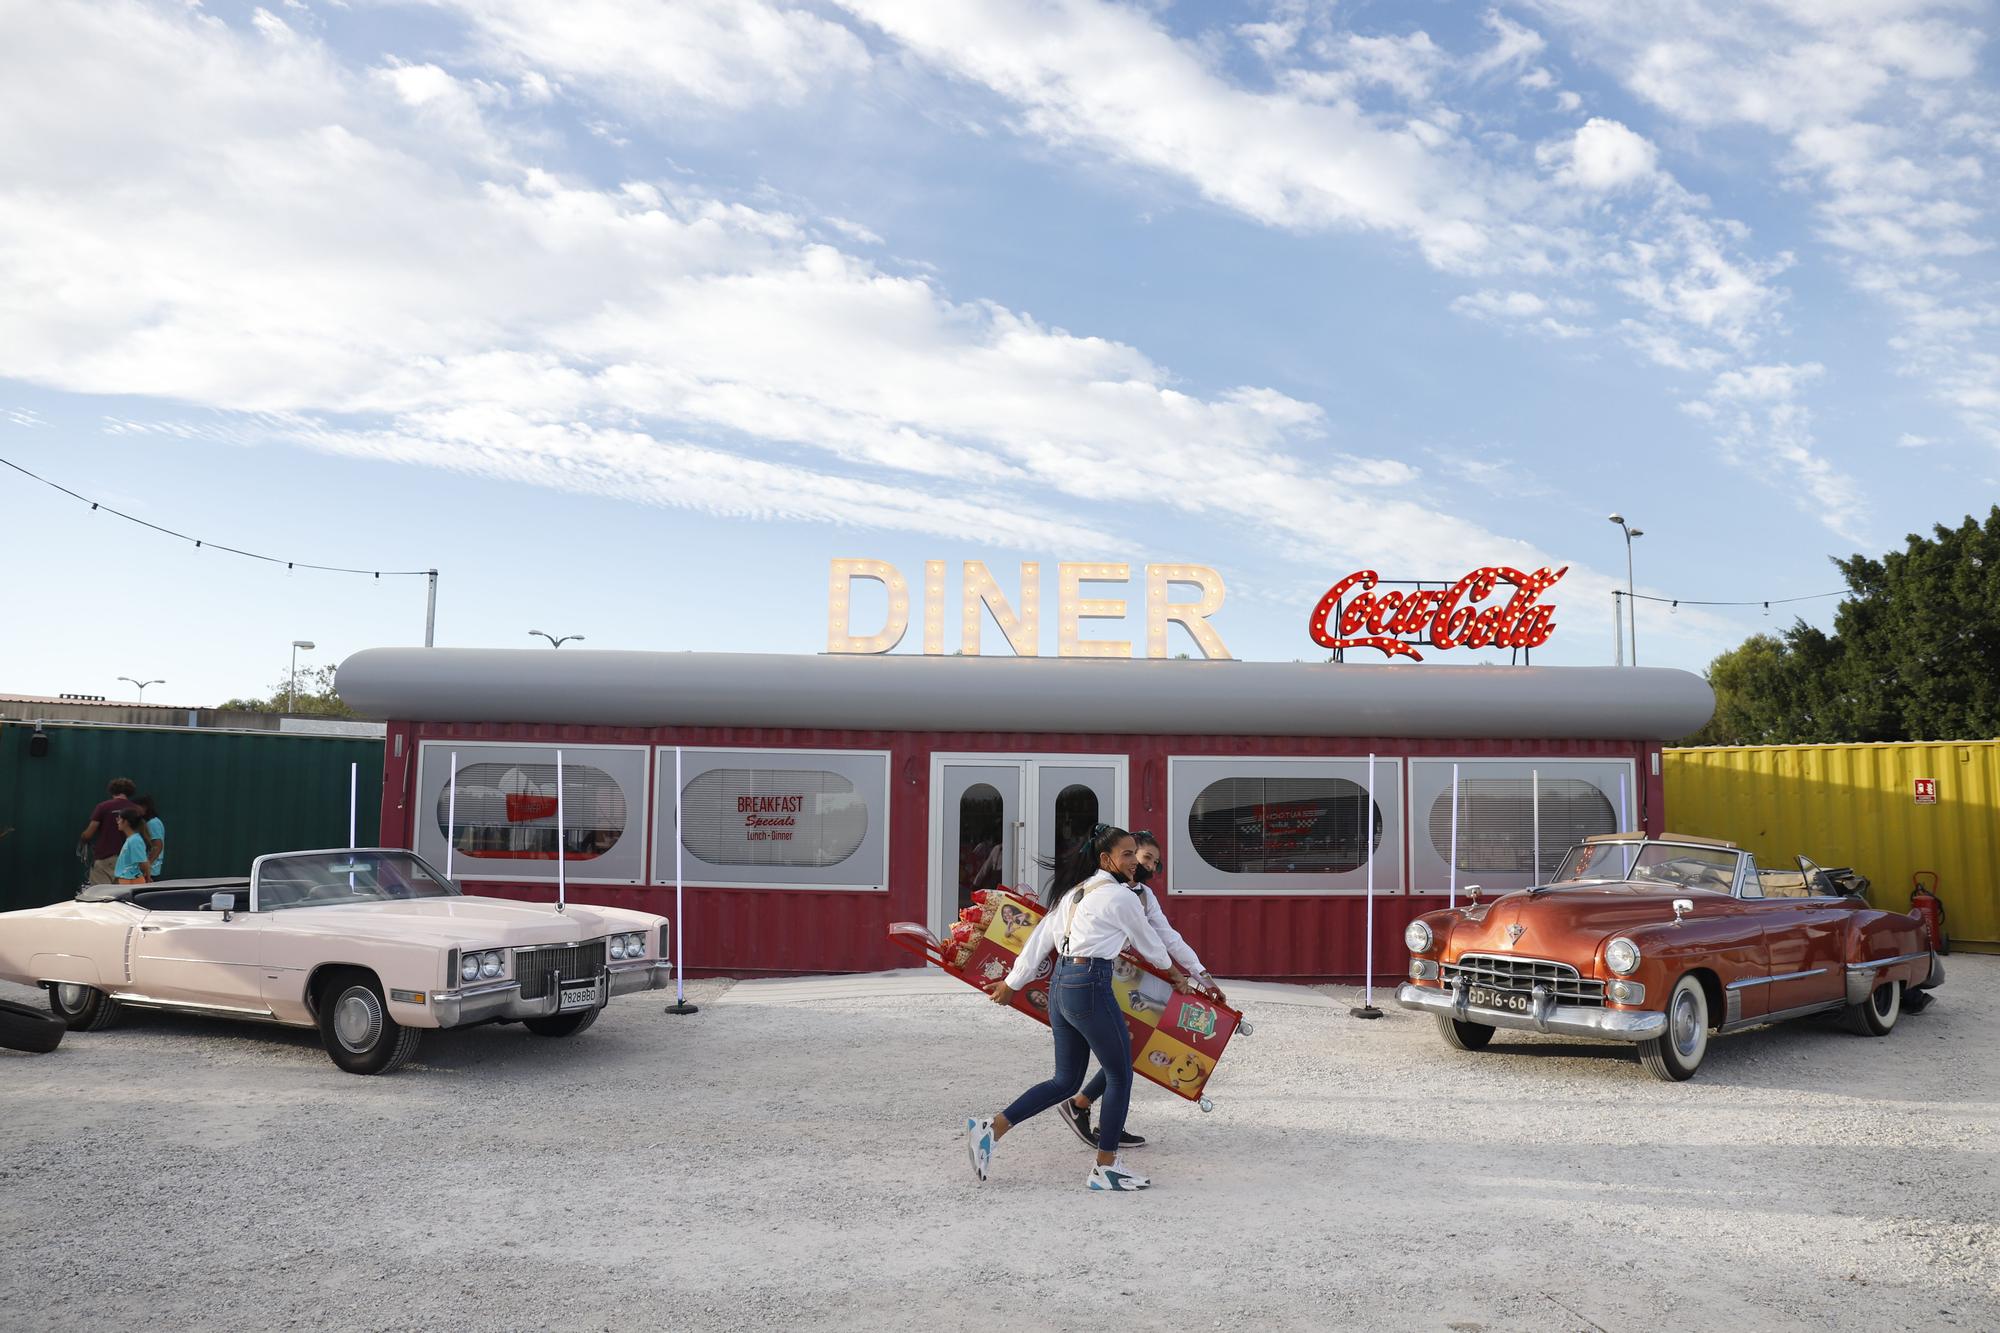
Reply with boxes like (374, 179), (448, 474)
(1664, 740), (2000, 951)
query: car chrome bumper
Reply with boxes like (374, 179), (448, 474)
(431, 959), (672, 1028)
(1395, 981), (1667, 1042)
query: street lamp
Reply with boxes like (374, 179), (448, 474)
(289, 640), (316, 712)
(1607, 514), (1644, 665)
(529, 630), (586, 648)
(117, 676), (164, 703)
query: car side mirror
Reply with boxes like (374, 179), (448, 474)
(211, 892), (237, 921)
(1672, 897), (1694, 923)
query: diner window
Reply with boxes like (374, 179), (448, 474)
(418, 742), (651, 886)
(1168, 758), (1403, 893)
(1188, 777), (1380, 874)
(1051, 783), (1100, 869)
(657, 749), (890, 890)
(1428, 779), (1617, 877)
(434, 761), (627, 861)
(1409, 759), (1634, 894)
(957, 783), (1005, 911)
(682, 768), (867, 868)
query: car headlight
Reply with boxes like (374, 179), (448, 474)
(478, 950), (504, 979)
(1605, 937), (1641, 976)
(610, 932), (645, 960)
(460, 954), (480, 983)
(1404, 919), (1434, 953)
(610, 936), (628, 960)
(630, 932), (647, 957)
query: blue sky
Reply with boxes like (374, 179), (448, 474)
(3, 0), (1995, 705)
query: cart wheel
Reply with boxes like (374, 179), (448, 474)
(1237, 1020), (1255, 1037)
(1198, 1097), (1214, 1113)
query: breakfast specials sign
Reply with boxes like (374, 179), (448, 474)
(739, 792), (805, 843)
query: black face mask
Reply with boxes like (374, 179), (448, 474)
(1132, 862), (1155, 885)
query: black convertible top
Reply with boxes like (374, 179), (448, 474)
(79, 876), (251, 906)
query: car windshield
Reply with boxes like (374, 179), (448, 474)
(255, 850), (461, 911)
(1552, 841), (1739, 893)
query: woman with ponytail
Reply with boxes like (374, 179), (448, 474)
(963, 824), (1195, 1192)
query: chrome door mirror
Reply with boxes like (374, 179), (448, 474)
(210, 892), (236, 921)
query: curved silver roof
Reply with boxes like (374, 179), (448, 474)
(336, 648), (1713, 740)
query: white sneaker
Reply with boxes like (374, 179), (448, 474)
(1087, 1157), (1150, 1191)
(965, 1116), (995, 1183)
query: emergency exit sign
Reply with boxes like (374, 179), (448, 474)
(1914, 778), (1938, 804)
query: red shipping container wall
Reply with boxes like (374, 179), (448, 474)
(381, 720), (1664, 981)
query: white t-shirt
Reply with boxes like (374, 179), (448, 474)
(1003, 871), (1173, 990)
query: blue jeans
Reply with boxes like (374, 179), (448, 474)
(1000, 958), (1133, 1153)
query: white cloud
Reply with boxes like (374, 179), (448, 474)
(1528, 0), (2000, 450)
(0, 0), (1568, 582)
(1684, 362), (1866, 536)
(417, 0), (871, 113)
(1541, 117), (1660, 192)
(832, 0), (1511, 270)
(1896, 432), (1933, 447)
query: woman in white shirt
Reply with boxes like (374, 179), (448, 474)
(1058, 830), (1225, 1152)
(964, 824), (1195, 1192)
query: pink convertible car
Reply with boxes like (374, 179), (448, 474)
(0, 848), (670, 1073)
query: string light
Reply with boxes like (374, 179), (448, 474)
(1626, 589), (1846, 608)
(1, 455), (432, 578)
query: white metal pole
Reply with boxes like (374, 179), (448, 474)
(1618, 770), (1629, 833)
(349, 762), (358, 847)
(675, 745), (686, 1006)
(555, 748), (566, 913)
(1532, 768), (1542, 883)
(1364, 753), (1376, 1006)
(424, 569), (438, 647)
(445, 751), (459, 880)
(1612, 591), (1624, 667)
(1448, 762), (1460, 909)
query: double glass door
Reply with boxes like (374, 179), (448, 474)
(931, 755), (1126, 934)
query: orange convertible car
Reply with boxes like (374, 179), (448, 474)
(1396, 833), (1943, 1081)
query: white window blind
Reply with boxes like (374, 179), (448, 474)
(681, 767), (868, 869)
(434, 761), (628, 861)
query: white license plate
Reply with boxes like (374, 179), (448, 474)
(558, 982), (600, 1011)
(1468, 985), (1532, 1013)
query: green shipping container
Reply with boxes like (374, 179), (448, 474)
(0, 720), (383, 912)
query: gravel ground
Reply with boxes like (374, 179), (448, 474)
(2, 960), (1995, 1333)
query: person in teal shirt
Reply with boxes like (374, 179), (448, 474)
(137, 793), (165, 878)
(112, 808), (152, 883)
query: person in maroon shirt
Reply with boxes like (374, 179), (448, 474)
(78, 777), (138, 885)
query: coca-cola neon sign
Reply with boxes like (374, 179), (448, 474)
(1309, 566), (1568, 661)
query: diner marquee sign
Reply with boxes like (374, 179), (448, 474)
(827, 559), (1230, 659)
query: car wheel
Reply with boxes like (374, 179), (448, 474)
(0, 997), (65, 1054)
(317, 971), (422, 1075)
(47, 982), (123, 1032)
(1435, 1014), (1494, 1051)
(1845, 979), (1900, 1036)
(1638, 974), (1709, 1082)
(523, 1008), (600, 1039)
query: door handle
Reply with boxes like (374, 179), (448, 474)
(140, 925), (161, 932)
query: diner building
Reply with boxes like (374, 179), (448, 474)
(336, 648), (1714, 979)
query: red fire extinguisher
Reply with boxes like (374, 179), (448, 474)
(1909, 871), (1949, 956)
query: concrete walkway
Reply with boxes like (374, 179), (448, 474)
(712, 968), (1337, 1009)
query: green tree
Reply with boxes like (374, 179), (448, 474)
(1689, 507), (2000, 744)
(219, 663), (358, 718)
